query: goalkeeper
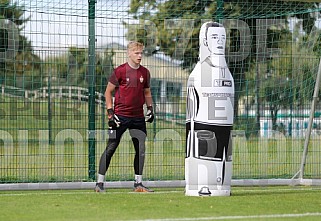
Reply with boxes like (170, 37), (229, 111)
(95, 41), (155, 193)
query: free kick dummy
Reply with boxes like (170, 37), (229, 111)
(185, 22), (234, 196)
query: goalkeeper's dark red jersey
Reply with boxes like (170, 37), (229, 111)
(109, 62), (150, 118)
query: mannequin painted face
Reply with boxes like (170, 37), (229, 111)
(199, 22), (226, 63)
(204, 26), (226, 55)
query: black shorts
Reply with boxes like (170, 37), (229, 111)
(109, 115), (147, 140)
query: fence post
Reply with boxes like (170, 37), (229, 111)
(216, 0), (224, 21)
(48, 73), (53, 145)
(88, 0), (96, 181)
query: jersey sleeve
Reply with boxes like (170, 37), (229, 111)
(108, 69), (119, 86)
(145, 69), (151, 88)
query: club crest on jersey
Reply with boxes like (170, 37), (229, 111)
(140, 76), (144, 83)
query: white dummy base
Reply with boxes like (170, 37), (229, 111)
(185, 157), (232, 197)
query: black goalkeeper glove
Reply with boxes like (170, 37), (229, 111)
(107, 108), (120, 129)
(145, 106), (154, 123)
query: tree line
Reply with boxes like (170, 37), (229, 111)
(127, 0), (321, 135)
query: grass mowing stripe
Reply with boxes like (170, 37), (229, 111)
(0, 186), (320, 196)
(133, 212), (321, 221)
(1, 187), (321, 221)
(0, 190), (182, 196)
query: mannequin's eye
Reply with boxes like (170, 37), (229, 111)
(211, 34), (218, 39)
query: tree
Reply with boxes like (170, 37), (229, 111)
(0, 0), (41, 88)
(264, 79), (292, 131)
(97, 48), (114, 93)
(127, 0), (319, 68)
(127, 0), (320, 134)
(269, 21), (321, 105)
(67, 47), (87, 86)
(44, 46), (114, 92)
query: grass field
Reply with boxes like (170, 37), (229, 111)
(1, 186), (321, 221)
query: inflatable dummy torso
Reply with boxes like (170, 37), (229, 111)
(187, 22), (234, 126)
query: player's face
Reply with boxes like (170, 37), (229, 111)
(128, 47), (143, 66)
(205, 27), (226, 55)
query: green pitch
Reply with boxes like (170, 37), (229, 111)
(1, 186), (321, 221)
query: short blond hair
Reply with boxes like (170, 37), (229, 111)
(127, 41), (144, 51)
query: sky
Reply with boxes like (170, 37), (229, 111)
(18, 0), (131, 58)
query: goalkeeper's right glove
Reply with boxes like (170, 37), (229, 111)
(107, 108), (120, 129)
(145, 106), (154, 123)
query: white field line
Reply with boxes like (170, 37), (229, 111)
(133, 212), (321, 221)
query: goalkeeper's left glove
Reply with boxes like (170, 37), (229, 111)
(145, 106), (154, 123)
(107, 108), (120, 129)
